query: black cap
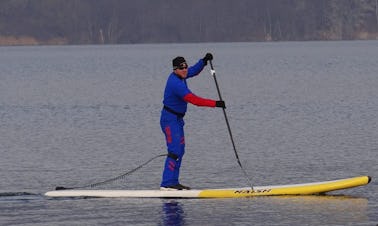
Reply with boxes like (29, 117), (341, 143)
(172, 56), (186, 69)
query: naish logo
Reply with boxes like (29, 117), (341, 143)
(234, 189), (271, 194)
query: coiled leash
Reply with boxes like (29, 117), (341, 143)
(55, 153), (167, 190)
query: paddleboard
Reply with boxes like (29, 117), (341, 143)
(45, 175), (371, 198)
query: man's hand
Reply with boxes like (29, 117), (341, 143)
(215, 100), (226, 108)
(202, 53), (213, 65)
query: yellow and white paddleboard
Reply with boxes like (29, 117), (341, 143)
(45, 175), (371, 198)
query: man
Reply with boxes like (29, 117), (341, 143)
(160, 53), (226, 190)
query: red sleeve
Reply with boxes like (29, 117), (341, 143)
(183, 93), (216, 107)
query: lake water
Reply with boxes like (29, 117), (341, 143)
(0, 41), (377, 225)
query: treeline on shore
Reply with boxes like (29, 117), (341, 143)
(1, 0), (377, 45)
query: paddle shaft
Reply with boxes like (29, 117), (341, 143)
(209, 60), (254, 190)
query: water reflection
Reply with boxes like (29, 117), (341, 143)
(264, 195), (369, 224)
(160, 200), (185, 226)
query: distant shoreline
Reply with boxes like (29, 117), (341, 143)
(1, 34), (377, 46)
(0, 36), (68, 46)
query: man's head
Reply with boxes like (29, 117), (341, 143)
(172, 56), (188, 79)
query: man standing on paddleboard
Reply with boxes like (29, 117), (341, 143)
(160, 53), (226, 190)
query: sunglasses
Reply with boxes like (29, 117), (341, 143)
(177, 63), (188, 70)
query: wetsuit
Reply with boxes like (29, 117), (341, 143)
(160, 59), (217, 187)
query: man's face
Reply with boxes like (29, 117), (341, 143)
(174, 62), (188, 79)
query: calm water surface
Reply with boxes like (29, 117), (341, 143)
(0, 41), (377, 225)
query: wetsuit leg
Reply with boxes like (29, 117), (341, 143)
(160, 116), (185, 187)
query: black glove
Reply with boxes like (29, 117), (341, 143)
(215, 100), (226, 108)
(202, 53), (213, 65)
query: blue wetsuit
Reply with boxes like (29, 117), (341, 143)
(160, 59), (211, 187)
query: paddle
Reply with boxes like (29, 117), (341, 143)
(209, 60), (254, 190)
